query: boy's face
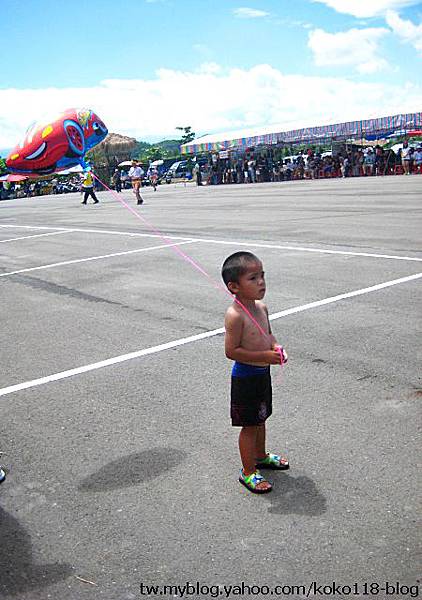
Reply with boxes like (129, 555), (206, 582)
(229, 260), (266, 300)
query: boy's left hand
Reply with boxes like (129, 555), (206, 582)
(274, 345), (288, 364)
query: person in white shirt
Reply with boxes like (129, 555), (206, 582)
(401, 141), (412, 175)
(128, 160), (144, 204)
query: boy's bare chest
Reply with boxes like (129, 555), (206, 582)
(241, 310), (270, 346)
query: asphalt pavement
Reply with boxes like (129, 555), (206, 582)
(0, 175), (421, 599)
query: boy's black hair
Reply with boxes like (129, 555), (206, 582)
(221, 251), (260, 286)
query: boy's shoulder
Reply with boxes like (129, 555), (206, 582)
(225, 302), (243, 319)
(225, 300), (268, 320)
(255, 300), (268, 314)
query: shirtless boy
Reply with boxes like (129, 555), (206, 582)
(222, 251), (289, 494)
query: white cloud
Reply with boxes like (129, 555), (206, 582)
(197, 62), (222, 74)
(274, 17), (314, 29)
(233, 7), (269, 18)
(308, 27), (389, 73)
(312, 0), (420, 18)
(386, 10), (422, 55)
(1, 64), (421, 148)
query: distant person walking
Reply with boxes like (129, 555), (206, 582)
(128, 160), (144, 204)
(401, 140), (412, 175)
(148, 167), (159, 191)
(193, 162), (202, 186)
(81, 169), (99, 204)
(112, 169), (122, 192)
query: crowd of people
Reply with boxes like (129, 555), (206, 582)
(2, 141), (421, 200)
(194, 141), (422, 186)
(0, 173), (94, 200)
(0, 160), (162, 201)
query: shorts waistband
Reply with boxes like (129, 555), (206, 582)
(232, 362), (269, 377)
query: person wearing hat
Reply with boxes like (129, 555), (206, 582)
(128, 160), (144, 204)
(81, 168), (99, 204)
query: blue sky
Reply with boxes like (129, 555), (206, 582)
(1, 0), (421, 148)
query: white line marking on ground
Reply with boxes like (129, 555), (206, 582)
(0, 225), (63, 230)
(192, 238), (422, 262)
(269, 272), (422, 319)
(0, 272), (420, 398)
(1, 224), (420, 262)
(0, 240), (196, 279)
(0, 230), (73, 243)
(0, 330), (224, 398)
(0, 224), (193, 242)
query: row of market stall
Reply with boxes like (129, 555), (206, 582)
(179, 112), (422, 184)
(180, 112), (422, 155)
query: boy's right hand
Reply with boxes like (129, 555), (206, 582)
(264, 350), (284, 365)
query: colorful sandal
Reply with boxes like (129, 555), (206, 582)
(239, 469), (272, 494)
(256, 453), (289, 470)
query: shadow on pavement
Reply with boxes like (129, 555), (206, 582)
(78, 447), (187, 492)
(266, 474), (327, 515)
(0, 507), (72, 597)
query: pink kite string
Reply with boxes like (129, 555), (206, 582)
(92, 173), (285, 371)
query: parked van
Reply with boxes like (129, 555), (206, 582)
(167, 160), (188, 177)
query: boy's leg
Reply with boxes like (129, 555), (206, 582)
(255, 425), (290, 470)
(239, 426), (272, 492)
(239, 425), (258, 475)
(255, 423), (267, 461)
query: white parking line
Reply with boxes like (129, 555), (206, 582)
(0, 230), (73, 243)
(0, 240), (197, 279)
(0, 224), (193, 242)
(268, 272), (422, 319)
(0, 225), (63, 230)
(1, 224), (420, 262)
(193, 238), (422, 262)
(0, 271), (420, 398)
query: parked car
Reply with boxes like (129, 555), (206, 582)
(162, 171), (173, 184)
(167, 160), (188, 178)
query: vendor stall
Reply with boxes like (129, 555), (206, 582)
(181, 112), (422, 154)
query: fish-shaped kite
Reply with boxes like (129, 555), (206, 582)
(6, 108), (108, 176)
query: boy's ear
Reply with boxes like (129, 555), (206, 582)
(227, 281), (238, 294)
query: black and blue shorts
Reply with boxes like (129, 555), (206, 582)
(231, 362), (272, 427)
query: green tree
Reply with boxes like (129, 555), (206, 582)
(157, 139), (182, 157)
(145, 146), (164, 161)
(0, 157), (7, 175)
(133, 141), (151, 157)
(176, 126), (195, 145)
